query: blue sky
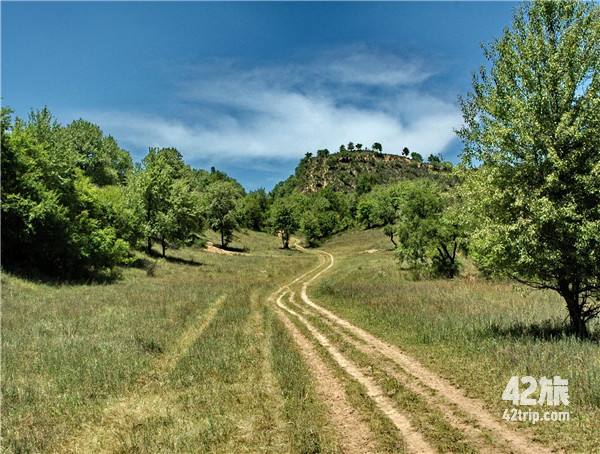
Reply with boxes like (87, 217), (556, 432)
(2, 1), (518, 191)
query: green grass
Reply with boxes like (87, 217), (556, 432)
(3, 227), (599, 453)
(1, 230), (322, 453)
(312, 228), (600, 453)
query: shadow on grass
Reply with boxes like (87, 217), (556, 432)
(143, 251), (203, 267)
(486, 320), (600, 343)
(218, 245), (246, 253)
(1, 264), (119, 286)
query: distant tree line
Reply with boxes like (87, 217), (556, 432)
(1, 107), (263, 277)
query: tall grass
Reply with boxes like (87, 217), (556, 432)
(1, 230), (319, 453)
(313, 228), (600, 452)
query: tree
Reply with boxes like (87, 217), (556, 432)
(356, 173), (381, 195)
(394, 180), (464, 278)
(410, 152), (423, 162)
(301, 210), (322, 247)
(317, 148), (330, 158)
(57, 119), (132, 186)
(339, 144), (346, 153)
(402, 147), (410, 157)
(271, 199), (299, 249)
(457, 1), (600, 338)
(356, 143), (363, 151)
(128, 147), (201, 256)
(240, 188), (267, 231)
(1, 108), (130, 276)
(202, 180), (242, 247)
(428, 154), (442, 164)
(347, 142), (355, 151)
(383, 224), (397, 247)
(372, 142), (383, 153)
(356, 199), (377, 229)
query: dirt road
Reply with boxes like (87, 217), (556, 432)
(271, 247), (556, 454)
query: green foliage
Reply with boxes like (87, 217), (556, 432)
(356, 185), (399, 229)
(239, 189), (268, 231)
(410, 152), (423, 163)
(56, 118), (133, 186)
(201, 180), (242, 247)
(457, 1), (600, 338)
(270, 198), (299, 249)
(1, 108), (130, 276)
(355, 172), (381, 195)
(394, 179), (464, 278)
(128, 147), (202, 255)
(301, 211), (322, 247)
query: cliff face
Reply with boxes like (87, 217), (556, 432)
(295, 151), (438, 194)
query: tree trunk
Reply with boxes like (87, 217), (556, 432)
(389, 232), (397, 247)
(559, 280), (589, 339)
(283, 231), (289, 249)
(147, 236), (152, 254)
(161, 237), (166, 257)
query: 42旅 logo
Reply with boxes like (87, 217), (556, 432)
(502, 376), (569, 406)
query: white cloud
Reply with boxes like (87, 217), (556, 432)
(82, 47), (462, 166)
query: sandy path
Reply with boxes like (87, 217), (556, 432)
(277, 292), (434, 454)
(296, 248), (556, 454)
(274, 292), (378, 454)
(287, 297), (509, 453)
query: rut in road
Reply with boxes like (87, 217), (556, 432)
(279, 246), (556, 454)
(273, 292), (379, 454)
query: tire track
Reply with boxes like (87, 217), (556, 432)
(287, 296), (509, 454)
(274, 293), (379, 454)
(55, 293), (227, 453)
(296, 248), (556, 454)
(276, 291), (435, 454)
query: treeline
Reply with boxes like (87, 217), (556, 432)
(0, 107), (264, 277)
(1, 105), (458, 278)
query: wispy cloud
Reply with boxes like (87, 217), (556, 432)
(82, 45), (462, 176)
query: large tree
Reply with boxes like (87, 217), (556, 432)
(128, 147), (201, 256)
(1, 107), (130, 276)
(458, 1), (600, 338)
(202, 180), (242, 247)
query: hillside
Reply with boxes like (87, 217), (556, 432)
(271, 150), (453, 198)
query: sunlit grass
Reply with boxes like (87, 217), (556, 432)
(1, 231), (320, 453)
(312, 228), (600, 452)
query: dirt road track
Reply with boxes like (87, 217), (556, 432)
(272, 247), (556, 454)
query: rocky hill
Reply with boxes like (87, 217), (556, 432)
(271, 150), (453, 198)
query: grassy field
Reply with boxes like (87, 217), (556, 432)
(2, 227), (599, 453)
(312, 228), (600, 453)
(1, 231), (339, 453)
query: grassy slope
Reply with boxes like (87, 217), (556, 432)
(312, 228), (600, 453)
(1, 230), (339, 453)
(4, 227), (599, 452)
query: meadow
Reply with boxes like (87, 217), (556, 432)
(312, 229), (600, 453)
(1, 231), (338, 453)
(2, 228), (599, 453)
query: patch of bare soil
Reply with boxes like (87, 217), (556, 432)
(277, 292), (434, 454)
(204, 241), (247, 255)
